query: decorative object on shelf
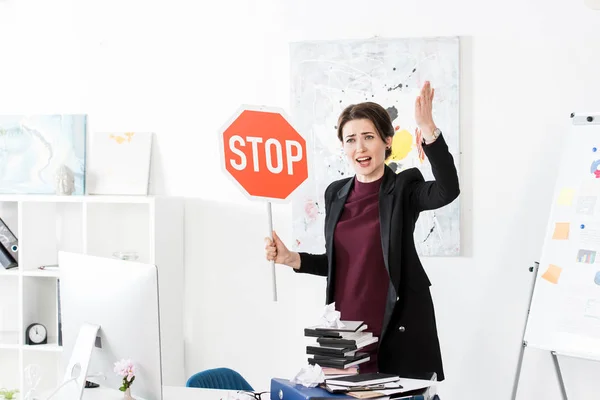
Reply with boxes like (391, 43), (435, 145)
(0, 388), (19, 400)
(112, 251), (139, 261)
(0, 217), (18, 264)
(87, 132), (153, 195)
(54, 164), (75, 195)
(114, 358), (136, 400)
(38, 264), (59, 271)
(0, 114), (87, 195)
(25, 322), (48, 345)
(23, 364), (42, 400)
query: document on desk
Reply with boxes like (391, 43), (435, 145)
(345, 377), (434, 399)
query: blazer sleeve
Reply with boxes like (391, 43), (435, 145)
(408, 133), (460, 212)
(294, 183), (336, 277)
(297, 252), (328, 276)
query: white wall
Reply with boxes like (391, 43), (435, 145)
(2, 0), (600, 398)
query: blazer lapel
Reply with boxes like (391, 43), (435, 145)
(326, 178), (353, 277)
(379, 166), (397, 339)
(379, 166), (396, 276)
(325, 179), (354, 250)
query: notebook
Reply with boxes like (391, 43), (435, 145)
(325, 373), (400, 387)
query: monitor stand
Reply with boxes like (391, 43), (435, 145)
(48, 323), (100, 400)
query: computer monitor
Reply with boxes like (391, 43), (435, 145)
(56, 251), (163, 400)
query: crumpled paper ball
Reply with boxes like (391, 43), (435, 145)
(290, 364), (325, 388)
(319, 302), (345, 329)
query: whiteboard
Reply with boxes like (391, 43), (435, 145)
(524, 112), (600, 361)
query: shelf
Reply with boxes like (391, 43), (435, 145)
(0, 333), (62, 351)
(0, 195), (185, 393)
(0, 280), (19, 345)
(23, 278), (59, 348)
(0, 194), (157, 204)
(0, 348), (20, 390)
(0, 269), (19, 276)
(0, 331), (20, 347)
(0, 195), (86, 203)
(20, 202), (84, 270)
(22, 269), (60, 278)
(23, 350), (62, 395)
(22, 343), (62, 352)
(86, 202), (151, 262)
(85, 195), (156, 204)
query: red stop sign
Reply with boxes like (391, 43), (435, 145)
(219, 105), (308, 202)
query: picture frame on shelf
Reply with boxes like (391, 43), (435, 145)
(86, 132), (153, 196)
(0, 115), (87, 195)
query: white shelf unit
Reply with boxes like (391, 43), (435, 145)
(0, 195), (184, 397)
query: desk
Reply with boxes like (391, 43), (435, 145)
(59, 385), (237, 400)
(160, 386), (236, 399)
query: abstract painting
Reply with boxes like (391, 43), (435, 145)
(290, 36), (460, 256)
(0, 115), (86, 195)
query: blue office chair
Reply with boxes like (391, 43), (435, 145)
(186, 367), (254, 391)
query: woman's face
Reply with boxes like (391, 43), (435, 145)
(341, 118), (392, 183)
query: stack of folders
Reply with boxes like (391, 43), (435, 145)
(320, 372), (438, 400)
(304, 321), (377, 370)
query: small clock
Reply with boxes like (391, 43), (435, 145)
(25, 323), (48, 345)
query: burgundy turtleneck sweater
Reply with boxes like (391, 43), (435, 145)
(333, 175), (389, 373)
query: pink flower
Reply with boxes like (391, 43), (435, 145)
(114, 359), (135, 379)
(114, 358), (136, 392)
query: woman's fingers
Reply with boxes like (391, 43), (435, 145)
(266, 249), (277, 260)
(265, 236), (278, 261)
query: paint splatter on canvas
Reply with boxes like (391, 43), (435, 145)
(290, 36), (460, 256)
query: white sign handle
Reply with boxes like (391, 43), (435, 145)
(267, 202), (278, 302)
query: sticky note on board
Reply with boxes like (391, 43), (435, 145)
(542, 264), (562, 284)
(552, 223), (570, 240)
(557, 189), (575, 206)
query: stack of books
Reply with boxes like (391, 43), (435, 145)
(304, 320), (378, 370)
(321, 366), (359, 378)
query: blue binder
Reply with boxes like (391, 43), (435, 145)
(270, 378), (353, 400)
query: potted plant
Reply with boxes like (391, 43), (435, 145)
(113, 359), (136, 399)
(0, 388), (19, 400)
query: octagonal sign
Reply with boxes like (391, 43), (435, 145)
(219, 105), (308, 202)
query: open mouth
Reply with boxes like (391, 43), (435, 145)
(356, 156), (371, 167)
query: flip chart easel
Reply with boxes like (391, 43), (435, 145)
(512, 113), (600, 399)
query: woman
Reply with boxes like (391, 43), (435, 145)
(264, 81), (459, 380)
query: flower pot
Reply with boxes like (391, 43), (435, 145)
(123, 387), (134, 400)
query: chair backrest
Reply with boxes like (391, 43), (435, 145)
(186, 367), (254, 391)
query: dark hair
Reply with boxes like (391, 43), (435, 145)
(337, 102), (394, 159)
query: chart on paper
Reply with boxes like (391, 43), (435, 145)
(524, 113), (600, 361)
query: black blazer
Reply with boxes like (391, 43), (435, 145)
(296, 134), (459, 381)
